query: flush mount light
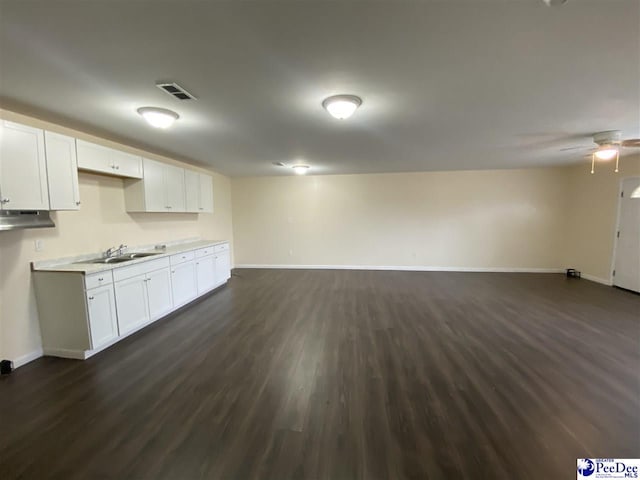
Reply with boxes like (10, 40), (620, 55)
(137, 107), (179, 129)
(292, 165), (310, 175)
(322, 95), (362, 120)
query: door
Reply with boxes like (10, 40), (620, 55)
(184, 170), (200, 212)
(45, 131), (80, 210)
(171, 261), (197, 307)
(115, 275), (150, 335)
(215, 251), (231, 284)
(142, 158), (166, 211)
(613, 177), (640, 292)
(147, 268), (173, 320)
(199, 174), (214, 213)
(196, 255), (216, 294)
(0, 121), (49, 210)
(164, 164), (186, 212)
(86, 285), (119, 349)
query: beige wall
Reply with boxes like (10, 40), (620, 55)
(564, 154), (640, 283)
(232, 168), (570, 270)
(0, 110), (234, 363)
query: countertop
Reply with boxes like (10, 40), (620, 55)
(32, 239), (229, 274)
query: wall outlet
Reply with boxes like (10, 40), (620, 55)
(34, 239), (44, 252)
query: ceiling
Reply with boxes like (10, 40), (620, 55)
(1, 0), (638, 176)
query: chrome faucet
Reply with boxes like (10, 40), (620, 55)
(116, 244), (127, 256)
(105, 244), (127, 258)
(105, 246), (118, 258)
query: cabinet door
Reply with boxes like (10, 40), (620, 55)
(45, 131), (80, 210)
(171, 261), (197, 308)
(0, 121), (49, 210)
(115, 275), (150, 335)
(196, 255), (216, 294)
(146, 267), (173, 320)
(142, 158), (167, 212)
(76, 139), (113, 174)
(164, 164), (186, 212)
(215, 251), (232, 284)
(113, 150), (143, 179)
(86, 285), (119, 349)
(184, 170), (200, 212)
(198, 174), (214, 213)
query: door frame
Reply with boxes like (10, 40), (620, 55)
(610, 175), (640, 287)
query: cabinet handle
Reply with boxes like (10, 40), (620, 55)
(76, 201), (81, 206)
(171, 270), (175, 274)
(98, 277), (104, 281)
(1, 198), (10, 204)
(88, 296), (94, 300)
(199, 207), (203, 210)
(115, 165), (120, 170)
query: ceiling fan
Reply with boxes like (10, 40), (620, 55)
(560, 130), (640, 174)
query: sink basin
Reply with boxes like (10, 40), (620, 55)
(127, 252), (161, 258)
(74, 251), (162, 265)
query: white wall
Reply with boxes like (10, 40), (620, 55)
(564, 154), (640, 284)
(0, 109), (234, 365)
(231, 168), (569, 270)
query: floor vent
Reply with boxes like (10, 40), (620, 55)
(156, 82), (197, 100)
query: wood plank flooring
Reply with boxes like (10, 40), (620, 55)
(1, 269), (639, 479)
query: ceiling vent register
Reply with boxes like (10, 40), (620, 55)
(155, 82), (197, 101)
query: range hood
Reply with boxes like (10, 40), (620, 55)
(0, 210), (55, 231)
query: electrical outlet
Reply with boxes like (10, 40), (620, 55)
(34, 239), (44, 252)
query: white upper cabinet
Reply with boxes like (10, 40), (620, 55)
(124, 158), (186, 212)
(199, 173), (214, 213)
(0, 120), (49, 210)
(45, 131), (81, 210)
(76, 139), (143, 179)
(184, 169), (200, 212)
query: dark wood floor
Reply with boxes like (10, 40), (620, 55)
(1, 270), (639, 479)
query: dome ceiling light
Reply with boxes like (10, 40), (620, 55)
(137, 107), (179, 129)
(322, 95), (362, 120)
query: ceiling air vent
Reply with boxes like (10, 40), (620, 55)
(155, 82), (197, 101)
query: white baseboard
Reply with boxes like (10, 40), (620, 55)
(235, 264), (564, 273)
(581, 273), (613, 286)
(42, 348), (87, 360)
(12, 348), (43, 369)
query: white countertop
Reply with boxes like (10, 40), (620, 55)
(32, 239), (229, 274)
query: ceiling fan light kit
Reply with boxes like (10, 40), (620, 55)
(583, 130), (640, 174)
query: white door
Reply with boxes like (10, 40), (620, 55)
(112, 150), (143, 179)
(115, 275), (150, 335)
(171, 261), (197, 307)
(613, 177), (640, 292)
(45, 131), (80, 210)
(199, 173), (214, 213)
(0, 121), (49, 210)
(184, 170), (200, 212)
(164, 164), (186, 212)
(146, 268), (173, 320)
(215, 251), (231, 284)
(86, 285), (119, 349)
(142, 158), (166, 211)
(76, 140), (113, 174)
(196, 255), (216, 294)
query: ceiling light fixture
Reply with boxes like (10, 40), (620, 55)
(594, 145), (618, 160)
(137, 107), (179, 129)
(322, 95), (362, 120)
(292, 165), (310, 175)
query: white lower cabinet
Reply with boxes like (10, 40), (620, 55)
(34, 241), (230, 360)
(86, 284), (119, 349)
(171, 260), (198, 308)
(115, 274), (150, 335)
(196, 255), (216, 294)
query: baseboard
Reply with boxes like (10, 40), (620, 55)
(42, 348), (87, 360)
(235, 264), (565, 273)
(581, 273), (613, 286)
(12, 348), (43, 369)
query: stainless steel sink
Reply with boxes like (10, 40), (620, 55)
(127, 252), (161, 258)
(74, 251), (162, 265)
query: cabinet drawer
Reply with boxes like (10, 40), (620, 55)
(195, 246), (215, 258)
(170, 250), (195, 265)
(85, 271), (114, 290)
(214, 243), (229, 253)
(112, 257), (170, 282)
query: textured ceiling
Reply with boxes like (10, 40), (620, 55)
(1, 0), (638, 176)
